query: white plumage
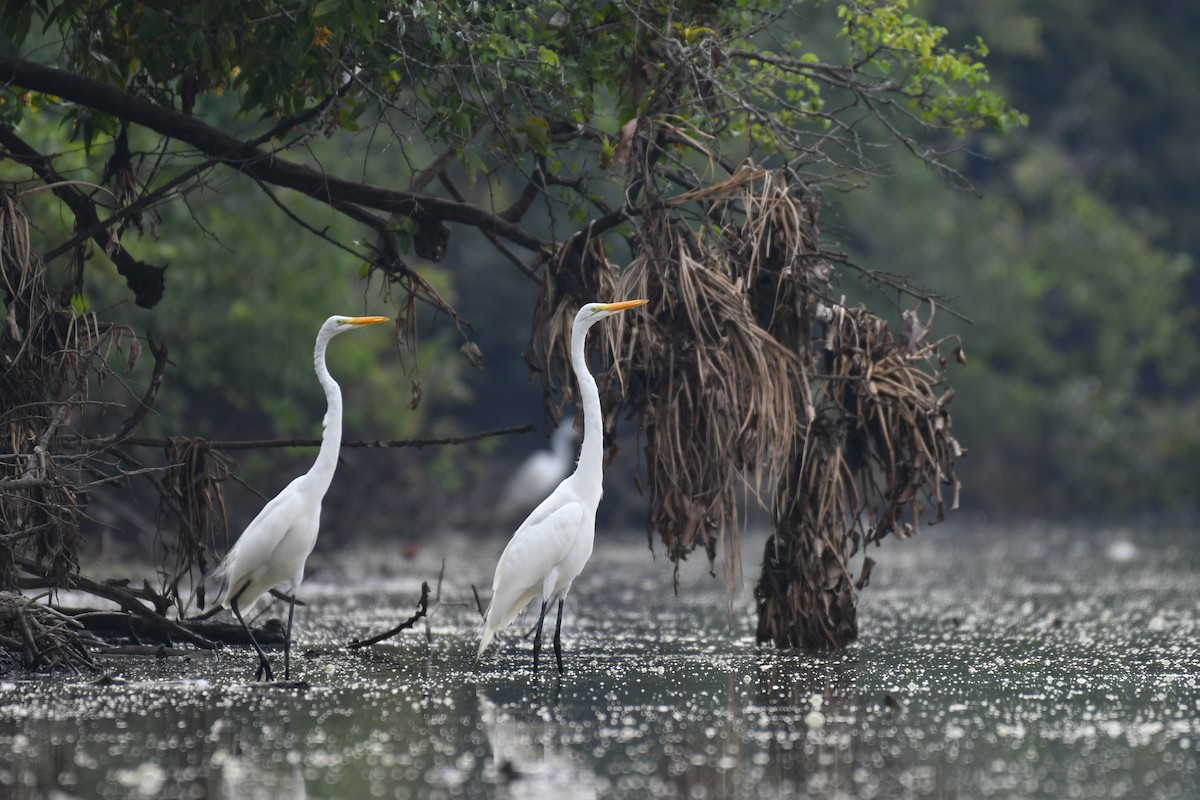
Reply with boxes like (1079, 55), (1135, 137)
(205, 313), (388, 681)
(478, 299), (647, 673)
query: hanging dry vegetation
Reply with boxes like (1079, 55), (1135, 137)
(155, 437), (236, 612)
(0, 0), (1018, 664)
(0, 187), (186, 667)
(1, 189), (95, 591)
(531, 165), (964, 649)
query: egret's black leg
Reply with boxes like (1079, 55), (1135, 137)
(283, 592), (297, 681)
(552, 598), (565, 674)
(231, 598), (274, 682)
(532, 599), (551, 674)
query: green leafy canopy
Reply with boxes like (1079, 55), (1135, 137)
(3, 0), (1023, 174)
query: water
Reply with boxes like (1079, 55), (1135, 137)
(1, 523), (1198, 798)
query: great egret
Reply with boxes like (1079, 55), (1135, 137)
(478, 299), (648, 673)
(498, 417), (578, 521)
(205, 314), (389, 681)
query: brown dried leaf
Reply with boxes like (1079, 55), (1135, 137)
(459, 340), (484, 370)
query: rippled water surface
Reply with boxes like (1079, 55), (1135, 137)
(2, 523), (1198, 798)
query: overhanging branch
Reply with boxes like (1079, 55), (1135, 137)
(0, 124), (166, 307)
(0, 57), (548, 254)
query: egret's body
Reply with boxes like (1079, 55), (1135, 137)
(498, 418), (578, 520)
(206, 314), (388, 681)
(478, 299), (647, 673)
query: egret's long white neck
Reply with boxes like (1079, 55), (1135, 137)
(570, 315), (605, 507)
(309, 328), (344, 496)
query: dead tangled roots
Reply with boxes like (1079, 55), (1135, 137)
(1, 187), (172, 666)
(533, 164), (965, 649)
(0, 190), (90, 590)
(0, 592), (95, 673)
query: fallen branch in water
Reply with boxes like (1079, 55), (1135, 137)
(62, 608), (285, 648)
(345, 580), (430, 650)
(16, 555), (217, 650)
(307, 581), (430, 655)
(91, 644), (213, 658)
(0, 591), (97, 673)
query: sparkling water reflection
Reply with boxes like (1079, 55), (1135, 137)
(0, 523), (1197, 798)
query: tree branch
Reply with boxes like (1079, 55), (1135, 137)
(0, 124), (165, 307)
(438, 172), (542, 284)
(339, 581), (429, 651)
(86, 333), (169, 447)
(15, 555), (217, 650)
(113, 424), (535, 452)
(36, 88), (346, 268)
(497, 158), (546, 223)
(0, 57), (548, 256)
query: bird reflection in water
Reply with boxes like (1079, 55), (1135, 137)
(477, 689), (597, 799)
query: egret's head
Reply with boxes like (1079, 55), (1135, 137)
(576, 298), (649, 325)
(328, 314), (390, 331)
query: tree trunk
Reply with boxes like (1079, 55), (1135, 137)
(754, 520), (861, 650)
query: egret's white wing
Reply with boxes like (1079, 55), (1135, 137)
(492, 500), (582, 593)
(479, 500), (584, 654)
(210, 475), (315, 610)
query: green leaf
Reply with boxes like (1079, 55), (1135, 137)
(314, 0), (343, 18)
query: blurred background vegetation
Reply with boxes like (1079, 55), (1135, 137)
(837, 0), (1200, 515)
(4, 0), (1197, 552)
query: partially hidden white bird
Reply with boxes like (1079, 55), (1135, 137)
(204, 314), (389, 682)
(478, 299), (648, 673)
(498, 416), (579, 521)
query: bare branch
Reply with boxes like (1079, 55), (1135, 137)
(114, 424), (535, 453)
(14, 556), (217, 650)
(342, 581), (430, 650)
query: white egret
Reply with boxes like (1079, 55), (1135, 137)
(498, 416), (578, 521)
(205, 314), (389, 681)
(478, 299), (648, 673)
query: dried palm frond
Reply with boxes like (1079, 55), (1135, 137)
(531, 162), (965, 650)
(156, 437), (235, 612)
(758, 302), (964, 648)
(607, 165), (835, 587)
(610, 213), (803, 585)
(528, 229), (619, 424)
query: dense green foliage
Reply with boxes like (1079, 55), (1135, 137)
(0, 109), (463, 497)
(5, 0), (1192, 522)
(2, 0), (1023, 160)
(0, 0), (1030, 525)
(840, 147), (1197, 514)
(834, 0), (1200, 515)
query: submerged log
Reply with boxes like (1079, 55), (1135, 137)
(62, 609), (286, 647)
